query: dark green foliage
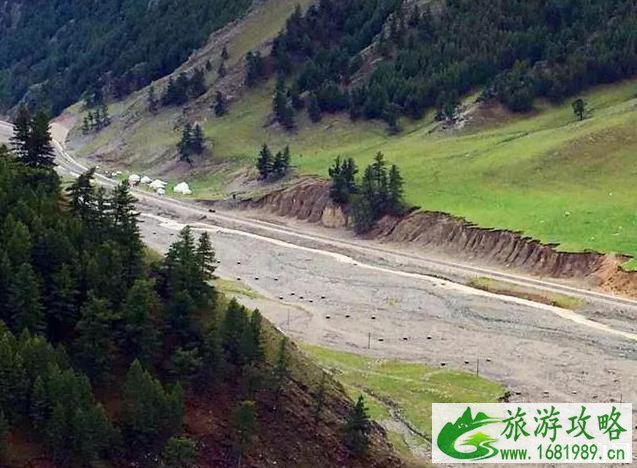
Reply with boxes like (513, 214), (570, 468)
(121, 279), (162, 366)
(344, 395), (371, 457)
(245, 51), (266, 87)
(0, 410), (8, 458)
(328, 156), (358, 205)
(0, 0), (252, 114)
(217, 61), (227, 78)
(330, 152), (405, 232)
(73, 296), (116, 381)
(272, 146), (291, 178)
(148, 85), (159, 113)
(308, 94), (322, 122)
(232, 400), (258, 459)
(271, 0), (637, 122)
(572, 98), (588, 120)
(214, 91), (227, 116)
(313, 374), (327, 423)
(0, 149), (284, 464)
(10, 109), (55, 169)
(188, 68), (207, 99)
(387, 164), (405, 216)
(256, 144), (291, 180)
(256, 144), (273, 179)
(163, 435), (197, 467)
(221, 45), (230, 61)
(273, 77), (295, 129)
(178, 124), (205, 163)
(121, 360), (184, 447)
(273, 337), (289, 403)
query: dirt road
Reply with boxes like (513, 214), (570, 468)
(1, 120), (636, 436)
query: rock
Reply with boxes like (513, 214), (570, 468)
(128, 174), (141, 185)
(174, 182), (192, 195)
(321, 202), (348, 228)
(141, 176), (152, 184)
(156, 188), (166, 196)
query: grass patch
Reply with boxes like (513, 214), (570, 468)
(197, 79), (637, 268)
(301, 344), (506, 440)
(213, 277), (263, 300)
(469, 277), (585, 310)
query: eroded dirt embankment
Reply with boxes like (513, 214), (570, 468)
(242, 178), (637, 294)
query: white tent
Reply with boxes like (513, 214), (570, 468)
(173, 182), (192, 195)
(149, 179), (167, 190)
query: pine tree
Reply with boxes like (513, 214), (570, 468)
(47, 264), (79, 340)
(289, 83), (304, 110)
(243, 310), (264, 365)
(0, 410), (8, 458)
(110, 181), (143, 286)
(270, 145), (291, 179)
(27, 112), (56, 168)
(121, 279), (161, 366)
(387, 164), (405, 216)
(221, 45), (230, 61)
(30, 376), (48, 430)
(273, 336), (289, 403)
(99, 103), (110, 128)
(256, 144), (272, 179)
(67, 168), (97, 222)
(122, 360), (184, 446)
(163, 436), (197, 467)
(147, 85), (158, 113)
(344, 395), (371, 457)
(245, 51), (265, 87)
(221, 299), (249, 366)
(214, 91), (227, 116)
(273, 78), (295, 129)
(196, 232), (217, 283)
(329, 156), (358, 205)
(10, 105), (31, 159)
(189, 68), (207, 98)
(178, 123), (193, 164)
(313, 373), (327, 422)
(217, 61), (227, 78)
(308, 94), (322, 122)
(82, 116), (91, 134)
(74, 296), (115, 381)
(191, 124), (204, 155)
(572, 98), (588, 120)
(232, 400), (258, 462)
(9, 263), (45, 333)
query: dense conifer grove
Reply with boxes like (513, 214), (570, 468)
(270, 0), (637, 126)
(0, 0), (252, 114)
(0, 114), (373, 464)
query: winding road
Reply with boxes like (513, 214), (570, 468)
(1, 120), (636, 451)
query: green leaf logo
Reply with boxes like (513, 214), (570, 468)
(437, 407), (501, 460)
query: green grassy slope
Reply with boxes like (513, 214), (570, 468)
(67, 0), (637, 268)
(302, 344), (505, 446)
(198, 78), (637, 267)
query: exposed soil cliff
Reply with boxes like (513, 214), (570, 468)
(242, 179), (637, 294)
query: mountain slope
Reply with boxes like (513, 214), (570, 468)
(0, 0), (253, 114)
(65, 0), (637, 270)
